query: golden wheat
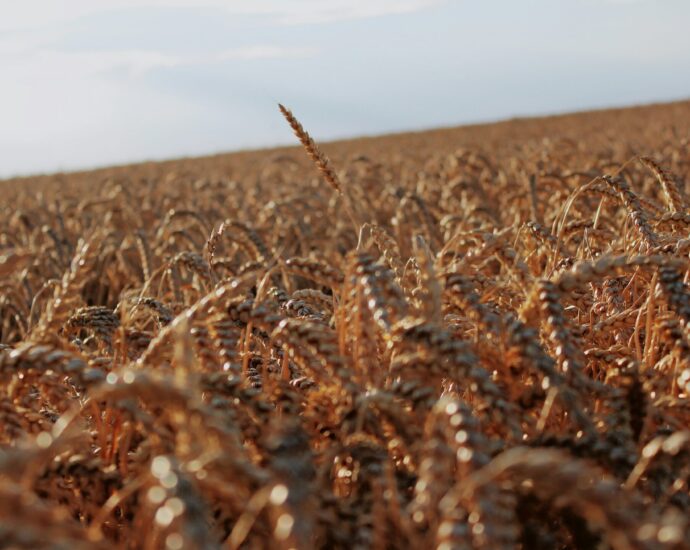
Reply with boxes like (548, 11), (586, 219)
(0, 100), (689, 548)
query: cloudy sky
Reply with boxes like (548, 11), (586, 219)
(1, 0), (689, 177)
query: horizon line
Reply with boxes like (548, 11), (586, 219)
(2, 95), (688, 183)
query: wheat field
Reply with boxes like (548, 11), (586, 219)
(1, 100), (690, 549)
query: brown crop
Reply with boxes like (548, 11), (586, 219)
(0, 100), (690, 549)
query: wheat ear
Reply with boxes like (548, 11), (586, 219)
(278, 103), (363, 231)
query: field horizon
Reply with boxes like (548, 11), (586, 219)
(3, 97), (689, 184)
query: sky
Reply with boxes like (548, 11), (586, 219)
(1, 0), (690, 178)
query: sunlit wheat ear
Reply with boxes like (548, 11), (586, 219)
(349, 251), (407, 333)
(602, 174), (659, 250)
(262, 418), (319, 548)
(208, 220), (270, 265)
(657, 265), (690, 326)
(368, 223), (406, 281)
(134, 230), (152, 282)
(639, 156), (686, 214)
(289, 289), (334, 314)
(654, 211), (690, 232)
(412, 235), (442, 323)
(431, 398), (520, 550)
(284, 256), (344, 290)
(451, 448), (658, 549)
(65, 306), (120, 347)
(278, 103), (363, 230)
(270, 318), (356, 391)
(278, 104), (343, 194)
(32, 233), (104, 341)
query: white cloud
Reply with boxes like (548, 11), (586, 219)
(270, 0), (445, 25)
(0, 33), (316, 89)
(1, 46), (316, 79)
(0, 0), (445, 32)
(588, 0), (657, 3)
(216, 46), (316, 61)
(0, 0), (431, 95)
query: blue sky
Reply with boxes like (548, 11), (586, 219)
(1, 0), (689, 177)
